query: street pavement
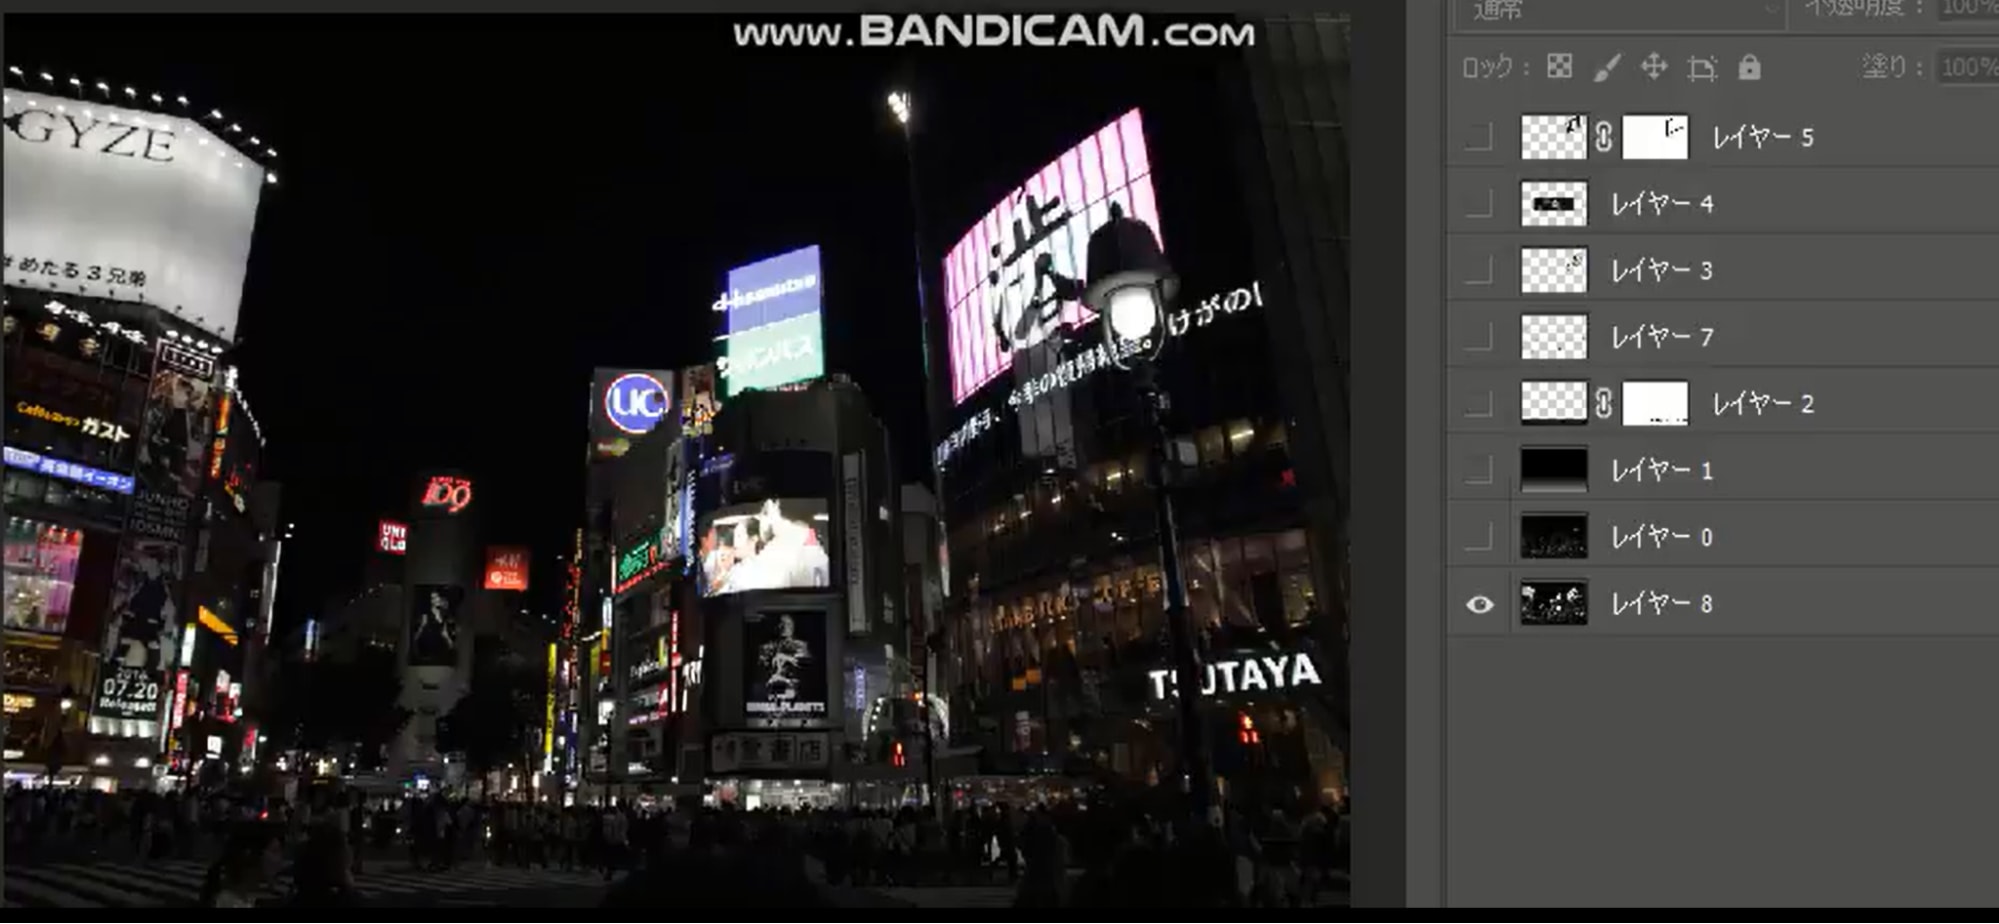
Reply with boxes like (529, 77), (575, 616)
(869, 885), (1018, 907)
(862, 872), (1350, 908)
(1, 857), (611, 908)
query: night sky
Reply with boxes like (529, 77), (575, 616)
(9, 14), (1232, 633)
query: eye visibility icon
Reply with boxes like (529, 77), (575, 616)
(1466, 594), (1496, 615)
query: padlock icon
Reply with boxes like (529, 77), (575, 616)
(1738, 54), (1762, 81)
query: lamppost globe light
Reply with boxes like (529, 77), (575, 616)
(1081, 204), (1178, 345)
(887, 91), (912, 127)
(1106, 284), (1160, 343)
(1080, 201), (1213, 826)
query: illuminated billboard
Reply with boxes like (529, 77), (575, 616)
(942, 108), (1161, 404)
(484, 546), (530, 592)
(613, 526), (672, 596)
(695, 499), (831, 598)
(743, 609), (830, 729)
(590, 368), (675, 460)
(409, 584), (464, 668)
(135, 361), (218, 500)
(716, 245), (825, 397)
(3, 89), (268, 342)
(679, 364), (720, 436)
(92, 534), (179, 727)
(3, 517), (84, 636)
(377, 519), (408, 555)
(720, 314), (822, 398)
(420, 475), (474, 515)
(2, 445), (135, 494)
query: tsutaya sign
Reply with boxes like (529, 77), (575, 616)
(936, 279), (1265, 468)
(1147, 650), (1324, 701)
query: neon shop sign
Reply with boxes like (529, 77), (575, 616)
(421, 476), (474, 514)
(603, 372), (670, 436)
(1147, 650), (1324, 701)
(936, 280), (1264, 467)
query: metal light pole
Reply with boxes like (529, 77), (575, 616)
(1083, 207), (1215, 826)
(889, 87), (949, 817)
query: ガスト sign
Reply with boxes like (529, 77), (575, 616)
(421, 476), (473, 514)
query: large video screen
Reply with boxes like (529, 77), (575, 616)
(695, 499), (831, 598)
(743, 609), (830, 729)
(408, 584), (464, 668)
(942, 108), (1161, 405)
(92, 534), (181, 723)
(135, 364), (219, 500)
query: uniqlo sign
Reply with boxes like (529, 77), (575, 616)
(377, 519), (408, 555)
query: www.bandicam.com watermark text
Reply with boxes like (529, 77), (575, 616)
(734, 14), (1258, 49)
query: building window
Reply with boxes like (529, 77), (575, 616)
(1226, 419), (1258, 457)
(1186, 541), (1223, 632)
(1240, 534), (1278, 628)
(4, 517), (84, 636)
(4, 470), (128, 526)
(1197, 426), (1229, 468)
(1276, 528), (1316, 625)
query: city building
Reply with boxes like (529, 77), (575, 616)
(580, 366), (692, 800)
(587, 374), (906, 810)
(371, 471), (549, 785)
(918, 57), (1350, 806)
(692, 379), (902, 810)
(3, 72), (278, 790)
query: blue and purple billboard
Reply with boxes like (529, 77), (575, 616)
(713, 245), (825, 397)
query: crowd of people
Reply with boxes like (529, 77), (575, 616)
(4, 781), (1349, 908)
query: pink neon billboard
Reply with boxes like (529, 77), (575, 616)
(942, 108), (1162, 405)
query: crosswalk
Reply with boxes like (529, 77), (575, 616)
(2, 858), (609, 907)
(874, 885), (1016, 908)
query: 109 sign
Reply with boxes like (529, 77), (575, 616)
(421, 476), (474, 514)
(604, 372), (670, 436)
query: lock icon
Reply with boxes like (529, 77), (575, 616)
(1738, 54), (1762, 81)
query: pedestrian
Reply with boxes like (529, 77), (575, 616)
(290, 822), (362, 907)
(600, 803), (629, 881)
(200, 823), (283, 908)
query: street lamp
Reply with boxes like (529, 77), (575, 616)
(1082, 204), (1215, 826)
(45, 685), (78, 785)
(889, 84), (949, 818)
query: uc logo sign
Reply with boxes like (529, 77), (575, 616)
(604, 372), (670, 435)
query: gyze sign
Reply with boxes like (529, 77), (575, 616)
(420, 476), (473, 514)
(2, 109), (179, 163)
(1147, 650), (1325, 701)
(4, 92), (266, 344)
